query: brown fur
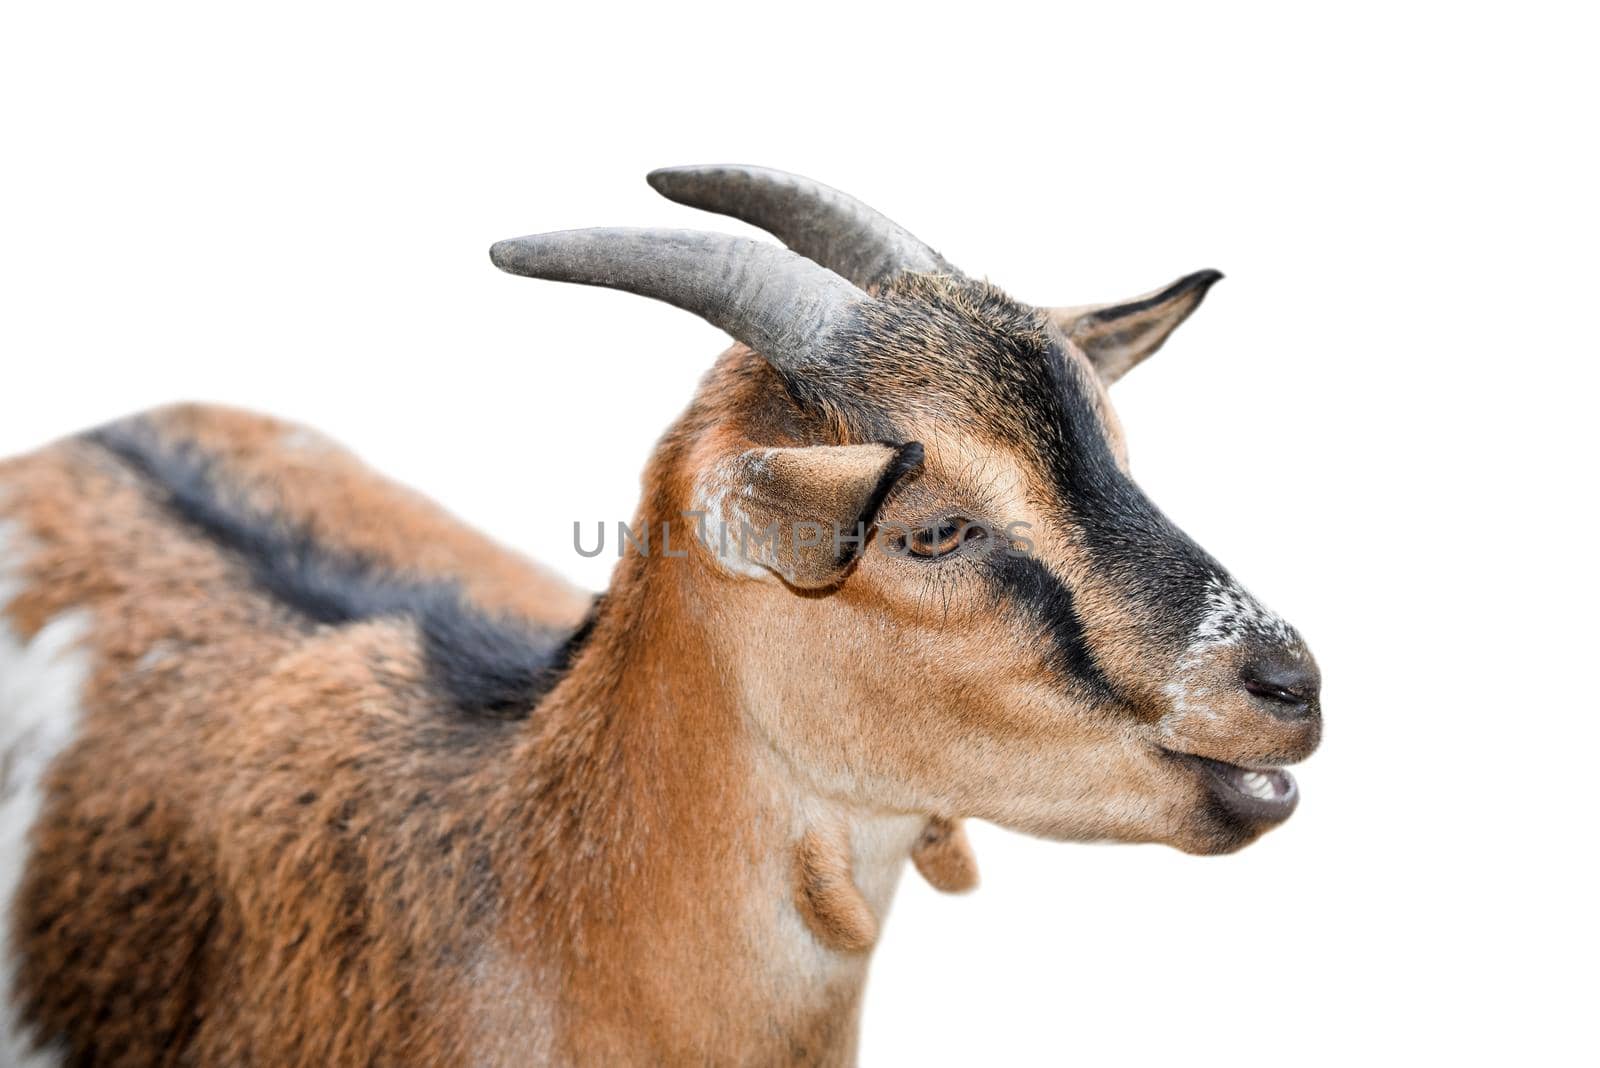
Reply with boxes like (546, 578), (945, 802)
(910, 817), (979, 894)
(794, 827), (878, 953)
(136, 404), (593, 625)
(2, 265), (1315, 1063)
(2, 408), (880, 1064)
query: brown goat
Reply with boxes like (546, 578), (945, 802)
(1, 166), (1319, 1065)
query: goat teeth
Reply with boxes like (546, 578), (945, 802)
(1239, 772), (1276, 799)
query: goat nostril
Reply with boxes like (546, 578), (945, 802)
(1244, 678), (1308, 704)
(1241, 658), (1320, 717)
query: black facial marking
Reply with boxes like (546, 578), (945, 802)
(832, 275), (1224, 654)
(986, 554), (1114, 700)
(91, 425), (596, 719)
(1034, 341), (1219, 618)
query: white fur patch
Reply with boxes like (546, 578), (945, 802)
(1, 521), (92, 1068)
(1191, 575), (1297, 648)
(466, 944), (554, 1067)
(690, 451), (781, 580)
(278, 426), (333, 454)
(1162, 575), (1300, 724)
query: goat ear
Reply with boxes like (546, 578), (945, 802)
(696, 442), (924, 589)
(1047, 269), (1222, 385)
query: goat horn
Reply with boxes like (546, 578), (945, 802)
(646, 165), (954, 289)
(490, 228), (868, 373)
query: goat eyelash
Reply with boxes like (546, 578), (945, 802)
(910, 563), (975, 626)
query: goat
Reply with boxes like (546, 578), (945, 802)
(1, 165), (1320, 1066)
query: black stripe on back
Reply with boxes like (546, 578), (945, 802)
(91, 425), (596, 720)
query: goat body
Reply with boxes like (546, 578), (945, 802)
(2, 165), (1320, 1066)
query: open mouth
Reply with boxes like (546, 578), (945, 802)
(1169, 753), (1299, 822)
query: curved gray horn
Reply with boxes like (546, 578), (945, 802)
(646, 165), (953, 289)
(490, 228), (869, 374)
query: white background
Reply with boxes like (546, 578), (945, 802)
(3, 4), (1595, 1065)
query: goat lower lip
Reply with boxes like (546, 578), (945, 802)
(1173, 753), (1299, 822)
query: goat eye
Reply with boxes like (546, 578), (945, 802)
(907, 517), (981, 558)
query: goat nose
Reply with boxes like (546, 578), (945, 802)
(1241, 652), (1321, 718)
